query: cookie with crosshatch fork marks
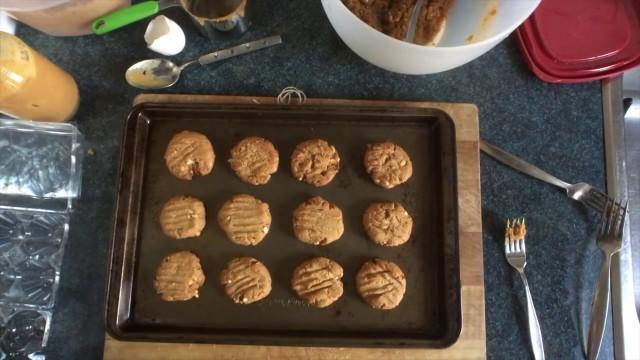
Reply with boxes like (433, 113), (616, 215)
(217, 194), (271, 246)
(292, 196), (344, 246)
(153, 251), (205, 301)
(220, 257), (272, 304)
(164, 130), (214, 180)
(356, 258), (406, 309)
(291, 257), (344, 308)
(159, 195), (206, 240)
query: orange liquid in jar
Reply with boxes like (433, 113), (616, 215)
(0, 32), (79, 122)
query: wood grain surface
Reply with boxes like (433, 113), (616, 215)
(103, 95), (484, 360)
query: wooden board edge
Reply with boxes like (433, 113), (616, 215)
(131, 94), (479, 143)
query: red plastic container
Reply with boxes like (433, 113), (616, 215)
(516, 0), (640, 83)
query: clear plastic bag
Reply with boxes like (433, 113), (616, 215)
(0, 208), (68, 309)
(0, 119), (82, 359)
(0, 308), (50, 359)
(0, 119), (83, 199)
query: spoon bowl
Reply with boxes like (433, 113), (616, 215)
(125, 59), (182, 90)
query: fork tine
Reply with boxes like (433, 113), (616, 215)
(509, 222), (515, 253)
(592, 189), (609, 206)
(511, 219), (517, 252)
(505, 219), (511, 253)
(615, 200), (628, 237)
(606, 200), (620, 235)
(585, 194), (607, 211)
(598, 199), (612, 236)
(505, 219), (510, 248)
(517, 218), (524, 252)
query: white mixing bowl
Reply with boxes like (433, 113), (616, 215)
(321, 0), (541, 74)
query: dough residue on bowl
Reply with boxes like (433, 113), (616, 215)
(342, 0), (454, 46)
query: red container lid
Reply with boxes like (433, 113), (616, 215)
(516, 0), (640, 83)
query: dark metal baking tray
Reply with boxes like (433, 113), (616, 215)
(106, 102), (461, 348)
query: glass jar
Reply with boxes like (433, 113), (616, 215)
(2, 0), (131, 36)
(0, 32), (79, 122)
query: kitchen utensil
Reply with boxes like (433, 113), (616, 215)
(515, 0), (640, 83)
(480, 141), (610, 212)
(504, 219), (545, 360)
(601, 70), (640, 360)
(125, 35), (282, 89)
(621, 67), (640, 320)
(588, 199), (628, 360)
(107, 101), (461, 347)
(91, 0), (249, 39)
(321, 0), (540, 74)
(404, 0), (426, 43)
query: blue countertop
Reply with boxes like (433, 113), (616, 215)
(14, 1), (609, 359)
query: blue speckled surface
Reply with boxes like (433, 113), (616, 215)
(14, 1), (609, 359)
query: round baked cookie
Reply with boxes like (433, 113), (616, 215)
(217, 194), (271, 246)
(291, 257), (344, 308)
(164, 130), (215, 180)
(159, 196), (206, 240)
(290, 139), (340, 187)
(364, 142), (413, 189)
(363, 202), (413, 246)
(220, 257), (272, 304)
(356, 259), (407, 310)
(228, 137), (279, 185)
(153, 251), (205, 302)
(292, 196), (344, 246)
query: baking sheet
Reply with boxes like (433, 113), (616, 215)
(107, 102), (460, 347)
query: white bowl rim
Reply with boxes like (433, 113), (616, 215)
(323, 0), (540, 51)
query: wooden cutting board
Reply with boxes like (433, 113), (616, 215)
(103, 94), (484, 360)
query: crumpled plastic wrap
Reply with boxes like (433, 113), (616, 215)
(0, 119), (83, 199)
(0, 119), (83, 359)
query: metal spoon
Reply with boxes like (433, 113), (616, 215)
(125, 35), (282, 89)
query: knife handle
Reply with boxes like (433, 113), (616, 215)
(198, 35), (283, 66)
(587, 253), (612, 360)
(480, 141), (571, 190)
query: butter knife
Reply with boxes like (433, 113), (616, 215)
(480, 141), (610, 212)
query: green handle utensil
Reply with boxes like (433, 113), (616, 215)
(92, 1), (164, 35)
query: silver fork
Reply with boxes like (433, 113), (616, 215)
(587, 199), (628, 360)
(505, 218), (545, 360)
(481, 141), (610, 212)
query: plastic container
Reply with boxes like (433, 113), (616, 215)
(515, 0), (640, 83)
(321, 0), (541, 75)
(1, 0), (131, 36)
(0, 119), (83, 358)
(0, 119), (83, 199)
(0, 32), (79, 122)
